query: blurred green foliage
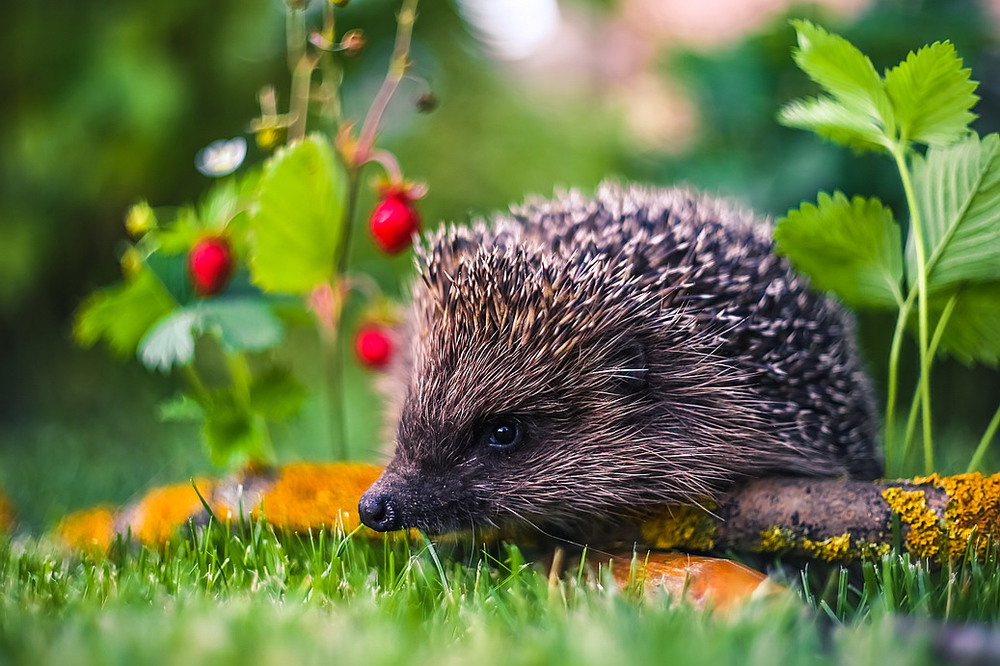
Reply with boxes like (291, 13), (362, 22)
(2, 0), (999, 529)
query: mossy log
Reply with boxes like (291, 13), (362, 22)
(640, 473), (1000, 562)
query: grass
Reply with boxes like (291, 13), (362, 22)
(3, 347), (999, 665)
(4, 521), (1000, 666)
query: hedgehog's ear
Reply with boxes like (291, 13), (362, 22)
(612, 338), (649, 395)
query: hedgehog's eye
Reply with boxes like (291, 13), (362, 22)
(480, 418), (523, 451)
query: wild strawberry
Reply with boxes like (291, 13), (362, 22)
(188, 236), (234, 297)
(369, 192), (421, 254)
(355, 324), (394, 369)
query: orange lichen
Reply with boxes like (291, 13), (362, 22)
(880, 487), (943, 558)
(254, 463), (384, 536)
(55, 506), (116, 552)
(128, 478), (218, 546)
(912, 473), (1000, 558)
(641, 503), (718, 551)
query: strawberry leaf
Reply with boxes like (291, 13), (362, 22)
(138, 297), (284, 371)
(73, 269), (177, 357)
(158, 393), (204, 422)
(249, 135), (347, 294)
(775, 191), (903, 308)
(926, 284), (1000, 367)
(201, 392), (266, 468)
(249, 366), (307, 421)
(788, 19), (894, 146)
(884, 42), (978, 148)
(909, 133), (1000, 291)
(778, 96), (886, 153)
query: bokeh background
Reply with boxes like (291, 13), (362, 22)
(3, 0), (999, 531)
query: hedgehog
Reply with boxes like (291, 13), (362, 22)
(358, 183), (881, 537)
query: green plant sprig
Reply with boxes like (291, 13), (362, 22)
(775, 20), (1000, 475)
(73, 0), (425, 469)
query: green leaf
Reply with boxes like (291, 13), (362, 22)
(249, 135), (347, 293)
(153, 207), (204, 254)
(249, 366), (307, 421)
(775, 191), (903, 308)
(789, 20), (893, 143)
(202, 298), (284, 352)
(201, 393), (264, 468)
(884, 42), (978, 148)
(778, 96), (885, 152)
(139, 309), (200, 371)
(144, 251), (195, 304)
(158, 393), (204, 422)
(138, 297), (284, 371)
(73, 270), (177, 356)
(926, 284), (1000, 367)
(908, 133), (1000, 291)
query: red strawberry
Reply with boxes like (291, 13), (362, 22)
(188, 236), (234, 297)
(355, 324), (394, 369)
(369, 193), (420, 254)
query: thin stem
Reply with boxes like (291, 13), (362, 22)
(180, 364), (211, 404)
(289, 55), (317, 143)
(883, 289), (916, 473)
(891, 145), (935, 474)
(286, 8), (306, 73)
(317, 3), (343, 132)
(320, 321), (348, 460)
(354, 0), (418, 163)
(367, 149), (404, 183)
(226, 351), (275, 463)
(339, 168), (362, 274)
(900, 292), (957, 470)
(967, 401), (1000, 473)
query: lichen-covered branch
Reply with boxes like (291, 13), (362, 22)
(640, 473), (1000, 562)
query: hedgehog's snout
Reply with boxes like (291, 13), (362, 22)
(358, 483), (402, 532)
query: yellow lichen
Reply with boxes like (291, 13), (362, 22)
(758, 525), (796, 553)
(801, 532), (852, 562)
(129, 478), (217, 546)
(912, 473), (1000, 558)
(855, 539), (892, 560)
(880, 487), (943, 558)
(641, 503), (718, 551)
(254, 463), (384, 535)
(55, 506), (116, 552)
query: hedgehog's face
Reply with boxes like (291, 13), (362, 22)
(357, 333), (657, 535)
(358, 242), (671, 534)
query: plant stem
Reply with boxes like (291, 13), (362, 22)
(289, 55), (317, 143)
(900, 293), (957, 470)
(883, 289), (916, 474)
(891, 145), (935, 474)
(319, 0), (421, 461)
(180, 364), (211, 404)
(317, 3), (343, 134)
(286, 7), (306, 73)
(319, 321), (347, 461)
(353, 0), (419, 164)
(967, 401), (1000, 473)
(226, 351), (275, 463)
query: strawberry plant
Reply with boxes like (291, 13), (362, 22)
(74, 0), (425, 469)
(775, 20), (999, 475)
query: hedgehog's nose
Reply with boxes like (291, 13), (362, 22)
(358, 489), (402, 532)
